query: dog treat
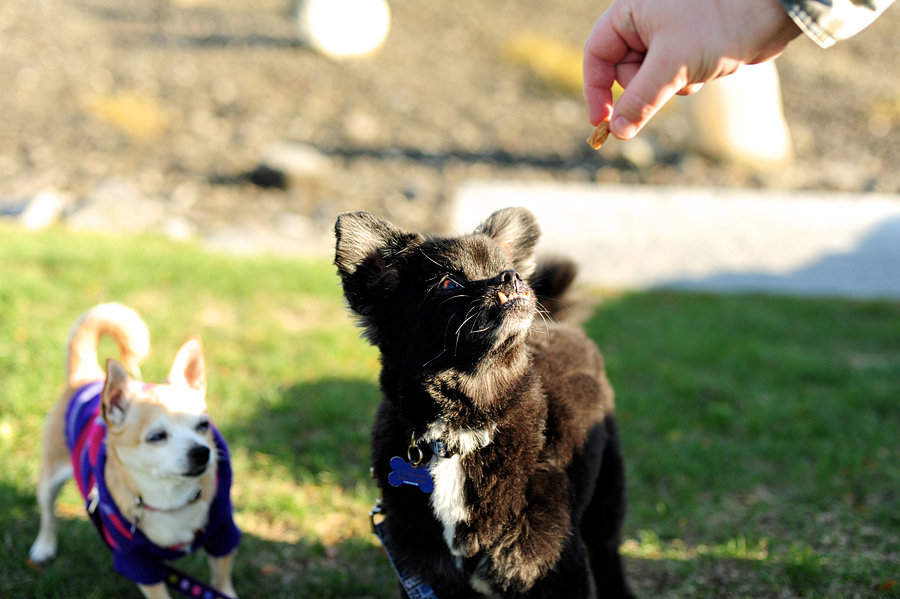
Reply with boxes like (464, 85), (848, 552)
(586, 119), (611, 150)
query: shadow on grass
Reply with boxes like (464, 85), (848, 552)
(2, 481), (396, 599)
(226, 378), (382, 488)
(4, 473), (846, 599)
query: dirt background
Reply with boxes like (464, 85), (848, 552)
(2, 0), (900, 245)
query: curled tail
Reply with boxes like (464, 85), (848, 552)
(528, 257), (578, 321)
(66, 303), (150, 387)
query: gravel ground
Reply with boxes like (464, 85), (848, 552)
(2, 0), (900, 246)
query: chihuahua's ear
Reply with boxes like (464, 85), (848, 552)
(102, 359), (131, 428)
(476, 207), (540, 278)
(168, 337), (206, 394)
(334, 211), (424, 316)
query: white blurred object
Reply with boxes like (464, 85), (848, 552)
(261, 141), (333, 178)
(21, 190), (66, 230)
(296, 0), (391, 59)
(682, 62), (793, 169)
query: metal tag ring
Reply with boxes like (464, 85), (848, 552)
(408, 443), (424, 467)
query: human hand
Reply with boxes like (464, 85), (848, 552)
(583, 0), (801, 140)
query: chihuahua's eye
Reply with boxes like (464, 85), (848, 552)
(146, 430), (167, 443)
(196, 420), (210, 433)
(440, 278), (460, 290)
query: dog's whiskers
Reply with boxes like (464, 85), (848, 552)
(455, 303), (483, 354)
(422, 348), (448, 369)
(532, 301), (554, 338)
(439, 294), (475, 307)
(417, 247), (446, 269)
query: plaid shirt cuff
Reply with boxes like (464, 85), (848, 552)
(777, 0), (893, 48)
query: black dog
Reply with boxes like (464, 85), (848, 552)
(335, 207), (634, 599)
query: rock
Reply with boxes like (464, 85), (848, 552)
(66, 178), (166, 232)
(296, 0), (391, 59)
(163, 216), (197, 241)
(259, 142), (333, 183)
(342, 111), (381, 144)
(275, 212), (313, 240)
(171, 181), (201, 211)
(246, 165), (288, 190)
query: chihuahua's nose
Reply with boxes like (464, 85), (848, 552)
(188, 444), (211, 467)
(496, 269), (524, 292)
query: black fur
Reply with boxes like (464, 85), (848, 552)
(335, 207), (635, 599)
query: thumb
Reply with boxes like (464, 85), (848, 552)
(610, 46), (686, 140)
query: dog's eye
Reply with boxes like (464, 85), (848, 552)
(146, 430), (167, 443)
(196, 420), (210, 433)
(440, 278), (460, 290)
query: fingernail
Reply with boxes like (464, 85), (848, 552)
(613, 116), (637, 139)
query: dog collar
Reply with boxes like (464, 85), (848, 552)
(408, 431), (490, 467)
(407, 433), (452, 467)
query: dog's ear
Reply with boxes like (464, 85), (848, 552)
(476, 207), (541, 278)
(168, 337), (206, 394)
(334, 211), (424, 316)
(102, 359), (131, 428)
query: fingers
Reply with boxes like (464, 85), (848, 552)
(677, 82), (705, 96)
(608, 44), (687, 140)
(583, 77), (614, 126)
(582, 5), (638, 126)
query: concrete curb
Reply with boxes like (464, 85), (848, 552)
(452, 181), (900, 299)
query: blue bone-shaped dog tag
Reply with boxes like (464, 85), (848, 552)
(387, 456), (434, 493)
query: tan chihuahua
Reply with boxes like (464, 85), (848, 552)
(29, 303), (240, 599)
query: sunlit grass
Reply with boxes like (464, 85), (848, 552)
(586, 291), (900, 597)
(621, 530), (770, 562)
(0, 224), (392, 598)
(2, 225), (899, 598)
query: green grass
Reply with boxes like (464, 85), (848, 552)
(584, 292), (900, 598)
(1, 224), (898, 598)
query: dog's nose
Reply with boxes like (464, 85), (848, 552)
(188, 444), (211, 466)
(496, 269), (523, 292)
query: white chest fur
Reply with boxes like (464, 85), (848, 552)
(424, 421), (494, 559)
(429, 453), (466, 555)
(122, 472), (214, 548)
(138, 500), (211, 548)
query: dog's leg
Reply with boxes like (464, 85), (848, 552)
(138, 582), (173, 599)
(29, 400), (74, 566)
(581, 417), (636, 599)
(208, 550), (239, 598)
(28, 459), (73, 565)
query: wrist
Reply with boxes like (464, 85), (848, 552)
(769, 0), (804, 43)
(735, 0), (802, 61)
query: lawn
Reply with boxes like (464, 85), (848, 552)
(1, 225), (897, 598)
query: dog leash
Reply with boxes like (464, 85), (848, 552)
(370, 502), (440, 599)
(86, 486), (236, 599)
(163, 565), (234, 599)
(371, 429), (495, 598)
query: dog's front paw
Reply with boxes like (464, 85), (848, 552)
(215, 582), (238, 599)
(27, 539), (56, 569)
